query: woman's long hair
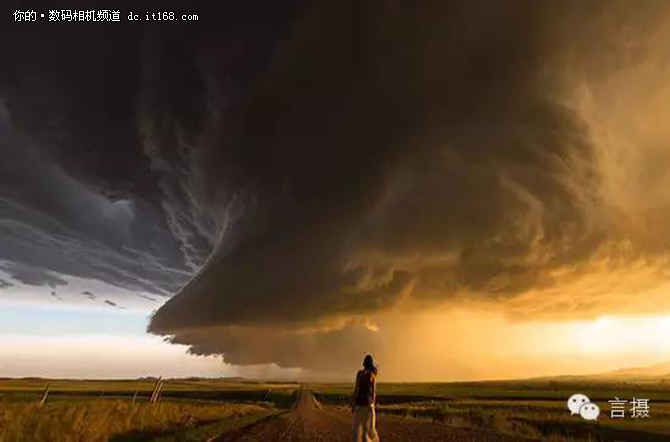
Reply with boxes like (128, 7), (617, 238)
(363, 354), (378, 374)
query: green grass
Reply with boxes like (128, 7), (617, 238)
(310, 378), (670, 402)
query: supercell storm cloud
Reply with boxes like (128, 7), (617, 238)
(2, 1), (670, 373)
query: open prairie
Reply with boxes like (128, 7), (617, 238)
(2, 378), (670, 441)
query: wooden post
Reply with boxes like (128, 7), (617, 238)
(132, 391), (138, 403)
(155, 380), (163, 403)
(149, 377), (163, 404)
(39, 384), (50, 407)
(149, 377), (159, 403)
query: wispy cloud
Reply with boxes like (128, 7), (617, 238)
(81, 291), (97, 300)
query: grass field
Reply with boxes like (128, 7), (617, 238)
(0, 379), (295, 441)
(310, 378), (670, 401)
(309, 379), (670, 441)
(3, 377), (670, 441)
(0, 400), (273, 442)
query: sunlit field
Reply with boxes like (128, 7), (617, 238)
(0, 400), (272, 442)
(0, 379), (296, 441)
(310, 379), (670, 441)
(3, 378), (670, 441)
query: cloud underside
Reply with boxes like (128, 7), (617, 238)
(2, 1), (670, 373)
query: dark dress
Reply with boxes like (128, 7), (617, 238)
(351, 368), (379, 442)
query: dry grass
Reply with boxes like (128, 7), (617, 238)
(378, 401), (579, 440)
(312, 379), (670, 440)
(376, 400), (670, 441)
(0, 378), (298, 393)
(0, 399), (269, 442)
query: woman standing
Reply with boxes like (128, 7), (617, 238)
(351, 354), (380, 442)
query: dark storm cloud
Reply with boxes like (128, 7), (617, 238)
(0, 96), (191, 296)
(0, 1), (301, 300)
(0, 279), (12, 289)
(1, 262), (68, 288)
(148, 0), (613, 333)
(2, 1), (669, 373)
(174, 321), (383, 375)
(147, 0), (670, 372)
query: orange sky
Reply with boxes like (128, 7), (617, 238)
(351, 307), (670, 381)
(4, 299), (670, 381)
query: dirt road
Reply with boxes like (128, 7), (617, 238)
(214, 388), (520, 441)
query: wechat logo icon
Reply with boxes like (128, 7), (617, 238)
(567, 393), (600, 421)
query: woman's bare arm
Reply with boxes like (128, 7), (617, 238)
(351, 371), (359, 411)
(371, 374), (377, 406)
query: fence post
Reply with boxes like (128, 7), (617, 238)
(156, 379), (163, 403)
(39, 383), (50, 407)
(149, 376), (163, 404)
